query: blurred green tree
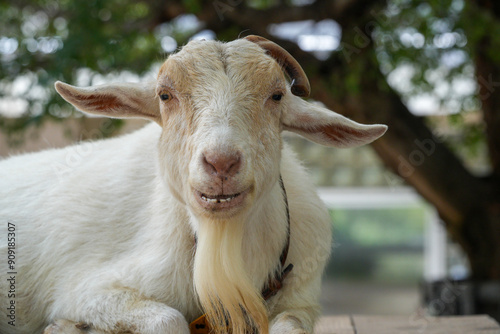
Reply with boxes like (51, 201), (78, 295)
(1, 0), (499, 315)
(1, 0), (157, 131)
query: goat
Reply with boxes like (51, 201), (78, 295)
(0, 35), (387, 334)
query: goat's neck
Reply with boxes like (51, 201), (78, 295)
(241, 179), (290, 288)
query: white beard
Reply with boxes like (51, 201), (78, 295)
(193, 218), (269, 334)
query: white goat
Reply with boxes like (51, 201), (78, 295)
(0, 36), (386, 334)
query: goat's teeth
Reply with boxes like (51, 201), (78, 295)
(201, 194), (237, 203)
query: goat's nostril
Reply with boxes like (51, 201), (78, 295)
(202, 152), (241, 178)
(202, 155), (216, 174)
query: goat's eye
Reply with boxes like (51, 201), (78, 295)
(159, 93), (170, 101)
(271, 93), (283, 102)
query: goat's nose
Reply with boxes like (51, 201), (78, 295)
(202, 151), (242, 179)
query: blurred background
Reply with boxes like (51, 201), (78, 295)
(1, 0), (499, 321)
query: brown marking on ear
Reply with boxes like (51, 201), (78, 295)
(317, 124), (373, 142)
(70, 92), (145, 115)
(78, 94), (123, 111)
(55, 83), (124, 112)
(55, 81), (160, 122)
(245, 35), (310, 97)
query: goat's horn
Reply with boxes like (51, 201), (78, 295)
(245, 35), (310, 97)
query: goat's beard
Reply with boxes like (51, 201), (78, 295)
(193, 218), (269, 334)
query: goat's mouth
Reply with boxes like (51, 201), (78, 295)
(201, 193), (241, 203)
(194, 189), (250, 212)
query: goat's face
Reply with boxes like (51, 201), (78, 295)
(156, 39), (285, 219)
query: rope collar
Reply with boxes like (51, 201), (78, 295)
(189, 175), (293, 334)
(261, 175), (294, 300)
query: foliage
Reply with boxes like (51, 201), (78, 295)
(375, 0), (469, 103)
(374, 0), (490, 160)
(0, 0), (165, 137)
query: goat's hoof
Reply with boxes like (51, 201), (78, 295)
(43, 319), (90, 333)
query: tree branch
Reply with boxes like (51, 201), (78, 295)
(201, 0), (387, 38)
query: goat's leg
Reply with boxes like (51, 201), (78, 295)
(45, 288), (190, 334)
(270, 310), (316, 334)
(43, 319), (106, 334)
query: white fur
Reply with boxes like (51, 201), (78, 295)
(0, 37), (386, 334)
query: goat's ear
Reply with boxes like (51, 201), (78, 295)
(54, 81), (160, 123)
(282, 97), (387, 148)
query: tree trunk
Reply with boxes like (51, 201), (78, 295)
(467, 0), (500, 281)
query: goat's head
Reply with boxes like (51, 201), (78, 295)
(55, 36), (386, 221)
(55, 36), (387, 334)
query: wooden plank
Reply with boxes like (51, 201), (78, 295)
(351, 315), (500, 334)
(314, 315), (355, 334)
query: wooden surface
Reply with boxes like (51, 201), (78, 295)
(314, 315), (500, 334)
